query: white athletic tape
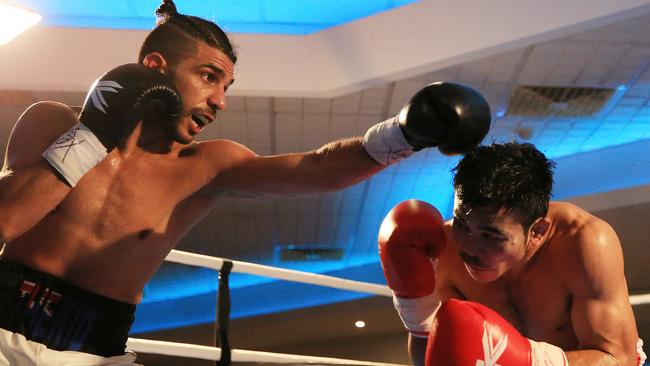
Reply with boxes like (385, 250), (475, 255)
(42, 122), (107, 186)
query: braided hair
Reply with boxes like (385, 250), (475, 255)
(138, 0), (237, 64)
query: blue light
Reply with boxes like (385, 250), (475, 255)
(132, 261), (387, 333)
(9, 0), (420, 35)
(617, 85), (628, 92)
(553, 138), (650, 199)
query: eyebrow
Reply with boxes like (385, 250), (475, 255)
(477, 225), (507, 237)
(199, 63), (236, 87)
(453, 212), (506, 236)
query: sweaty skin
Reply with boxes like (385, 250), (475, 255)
(409, 202), (639, 366)
(0, 41), (384, 304)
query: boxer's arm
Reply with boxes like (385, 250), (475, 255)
(408, 258), (465, 366)
(0, 102), (76, 241)
(561, 219), (638, 366)
(208, 137), (384, 198)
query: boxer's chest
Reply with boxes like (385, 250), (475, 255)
(454, 258), (578, 348)
(59, 147), (209, 233)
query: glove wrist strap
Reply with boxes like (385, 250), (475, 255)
(363, 116), (415, 165)
(42, 122), (108, 187)
(528, 339), (568, 366)
(393, 292), (440, 338)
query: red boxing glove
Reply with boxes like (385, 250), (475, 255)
(378, 199), (446, 338)
(426, 299), (567, 366)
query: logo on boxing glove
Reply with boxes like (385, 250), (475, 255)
(89, 80), (124, 114)
(477, 321), (508, 366)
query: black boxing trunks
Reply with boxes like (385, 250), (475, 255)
(0, 258), (135, 357)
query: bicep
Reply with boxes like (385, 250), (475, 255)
(571, 295), (636, 357)
(566, 223), (638, 362)
(209, 141), (332, 199)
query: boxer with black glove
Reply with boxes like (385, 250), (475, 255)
(363, 82), (491, 165)
(42, 63), (182, 186)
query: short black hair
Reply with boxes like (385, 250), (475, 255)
(452, 142), (556, 229)
(138, 0), (237, 65)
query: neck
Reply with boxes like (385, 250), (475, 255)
(119, 121), (182, 156)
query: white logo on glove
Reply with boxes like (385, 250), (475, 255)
(475, 321), (508, 366)
(90, 80), (123, 114)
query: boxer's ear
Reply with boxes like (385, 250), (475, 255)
(141, 52), (167, 73)
(527, 217), (551, 246)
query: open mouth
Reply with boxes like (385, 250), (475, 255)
(459, 252), (490, 270)
(191, 114), (210, 129)
(466, 263), (494, 272)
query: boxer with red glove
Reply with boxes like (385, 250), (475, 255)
(426, 299), (568, 366)
(378, 199), (446, 338)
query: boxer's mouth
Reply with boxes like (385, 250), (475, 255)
(466, 262), (494, 272)
(459, 252), (488, 269)
(191, 114), (210, 129)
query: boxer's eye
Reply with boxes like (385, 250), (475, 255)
(201, 72), (216, 83)
(483, 232), (504, 242)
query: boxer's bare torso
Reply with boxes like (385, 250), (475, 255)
(435, 201), (638, 362)
(2, 109), (246, 304)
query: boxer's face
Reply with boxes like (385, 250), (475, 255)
(163, 41), (235, 144)
(451, 195), (529, 283)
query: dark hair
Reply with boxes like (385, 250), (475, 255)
(138, 0), (237, 65)
(452, 142), (556, 229)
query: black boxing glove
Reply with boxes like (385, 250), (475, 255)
(363, 82), (491, 165)
(43, 63), (182, 186)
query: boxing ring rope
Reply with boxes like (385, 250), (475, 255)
(126, 249), (650, 364)
(127, 337), (407, 365)
(163, 249), (392, 297)
(631, 293), (650, 306)
(127, 249), (401, 365)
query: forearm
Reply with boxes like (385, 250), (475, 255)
(408, 334), (427, 366)
(310, 137), (384, 190)
(567, 349), (631, 366)
(0, 163), (70, 242)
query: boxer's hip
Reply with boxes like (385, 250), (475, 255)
(0, 258), (135, 357)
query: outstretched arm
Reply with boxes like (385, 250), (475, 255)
(210, 137), (384, 198)
(562, 219), (639, 366)
(0, 102), (77, 242)
(211, 81), (492, 199)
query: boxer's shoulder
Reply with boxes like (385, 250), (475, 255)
(6, 101), (79, 168)
(549, 201), (617, 248)
(193, 138), (258, 168)
(194, 138), (252, 155)
(19, 101), (78, 130)
(549, 203), (622, 292)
